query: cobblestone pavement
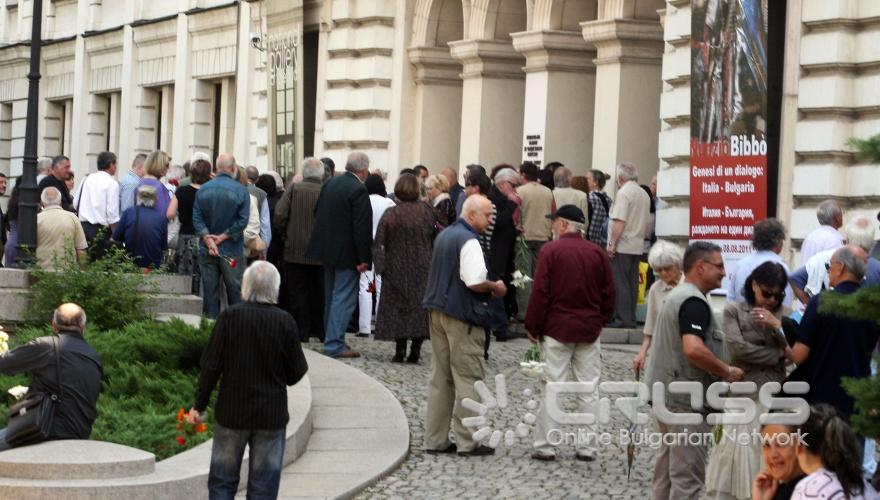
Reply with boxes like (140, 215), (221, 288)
(303, 334), (657, 499)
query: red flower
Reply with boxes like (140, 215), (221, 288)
(143, 267), (152, 275)
(195, 423), (208, 434)
(176, 436), (186, 446)
(229, 258), (238, 269)
(176, 408), (185, 422)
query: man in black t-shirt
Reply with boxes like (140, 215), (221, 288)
(37, 155), (75, 212)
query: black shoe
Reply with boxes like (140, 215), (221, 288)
(426, 443), (457, 454)
(458, 445), (495, 457)
(605, 320), (625, 329)
(391, 354), (404, 363)
(405, 356), (420, 364)
(355, 332), (370, 338)
(494, 332), (512, 342)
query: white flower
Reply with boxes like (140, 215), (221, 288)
(0, 341), (8, 355)
(8, 386), (28, 401)
(519, 360), (546, 378)
(0, 331), (8, 341)
(511, 271), (533, 289)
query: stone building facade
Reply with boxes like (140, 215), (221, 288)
(2, 0), (879, 261)
(0, 0), (303, 182)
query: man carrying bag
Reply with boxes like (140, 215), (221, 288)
(0, 303), (103, 450)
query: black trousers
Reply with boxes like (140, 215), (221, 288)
(80, 221), (112, 261)
(285, 262), (325, 342)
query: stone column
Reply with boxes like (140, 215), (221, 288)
(581, 18), (664, 178)
(171, 13), (190, 162)
(511, 30), (596, 173)
(449, 39), (525, 169)
(408, 46), (462, 172)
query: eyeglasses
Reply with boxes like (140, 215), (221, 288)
(703, 260), (725, 271)
(824, 260), (839, 271)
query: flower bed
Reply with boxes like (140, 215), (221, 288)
(0, 318), (214, 459)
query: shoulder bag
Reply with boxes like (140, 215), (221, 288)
(5, 336), (64, 448)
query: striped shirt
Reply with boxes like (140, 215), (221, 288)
(194, 302), (309, 429)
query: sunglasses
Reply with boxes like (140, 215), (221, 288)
(757, 286), (785, 302)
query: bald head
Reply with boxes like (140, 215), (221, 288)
(463, 194), (493, 233)
(216, 153), (237, 174)
(440, 167), (458, 187)
(52, 303), (87, 335)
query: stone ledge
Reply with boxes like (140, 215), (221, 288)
(0, 361), (314, 499)
(0, 441), (155, 480)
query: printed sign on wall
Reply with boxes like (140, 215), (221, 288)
(691, 0), (769, 289)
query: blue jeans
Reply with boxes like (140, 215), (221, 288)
(323, 266), (359, 357)
(0, 427), (9, 451)
(208, 423), (286, 500)
(199, 253), (245, 318)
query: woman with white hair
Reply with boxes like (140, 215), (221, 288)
(632, 240), (684, 375)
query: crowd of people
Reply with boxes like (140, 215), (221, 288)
(3, 148), (880, 499)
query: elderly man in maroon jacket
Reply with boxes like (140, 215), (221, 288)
(525, 205), (615, 462)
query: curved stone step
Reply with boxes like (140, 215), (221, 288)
(0, 441), (155, 480)
(273, 349), (410, 499)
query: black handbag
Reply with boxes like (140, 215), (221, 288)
(5, 337), (63, 448)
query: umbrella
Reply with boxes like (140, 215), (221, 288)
(627, 368), (640, 480)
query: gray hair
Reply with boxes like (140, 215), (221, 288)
(844, 216), (876, 252)
(493, 168), (520, 186)
(553, 167), (573, 188)
(302, 157), (325, 180)
(648, 240), (684, 270)
(166, 164), (185, 181)
(136, 185), (158, 207)
(563, 220), (584, 234)
(242, 261), (281, 304)
(345, 151), (370, 174)
(41, 186), (62, 207)
(53, 303), (86, 334)
(37, 157), (52, 175)
(616, 162), (639, 182)
(190, 151), (211, 165)
(816, 200), (842, 226)
(216, 154), (237, 173)
(833, 245), (867, 281)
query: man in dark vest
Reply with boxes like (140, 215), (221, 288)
(646, 241), (744, 500)
(423, 195), (506, 457)
(306, 151), (372, 359)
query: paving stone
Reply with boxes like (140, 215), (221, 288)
(302, 335), (658, 499)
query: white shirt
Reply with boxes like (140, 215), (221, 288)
(803, 248), (835, 297)
(726, 250), (793, 307)
(73, 170), (120, 225)
(370, 194), (395, 238)
(459, 238), (488, 287)
(791, 468), (877, 500)
(800, 224), (844, 264)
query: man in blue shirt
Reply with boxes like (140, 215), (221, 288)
(118, 153), (146, 215)
(112, 185), (167, 269)
(726, 218), (792, 307)
(789, 245), (880, 420)
(193, 153), (251, 317)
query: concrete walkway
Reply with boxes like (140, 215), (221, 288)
(270, 349), (410, 500)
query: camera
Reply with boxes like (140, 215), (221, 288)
(250, 32), (263, 49)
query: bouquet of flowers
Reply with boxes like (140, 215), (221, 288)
(520, 343), (546, 379)
(175, 407), (208, 446)
(512, 238), (534, 289)
(7, 385), (28, 404)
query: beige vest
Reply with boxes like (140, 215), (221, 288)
(645, 282), (728, 410)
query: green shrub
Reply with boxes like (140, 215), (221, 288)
(0, 318), (215, 459)
(28, 246), (152, 331)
